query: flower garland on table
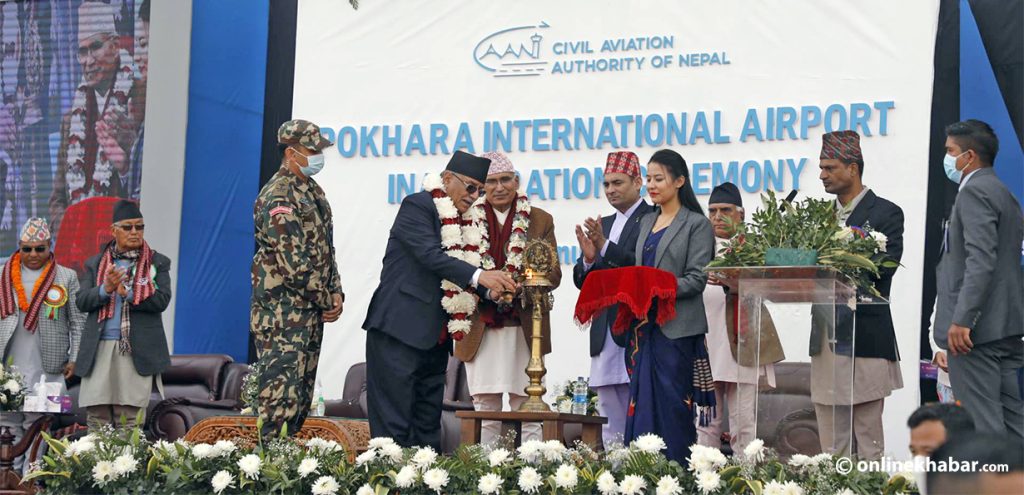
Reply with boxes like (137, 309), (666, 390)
(474, 191), (530, 310)
(65, 50), (135, 202)
(423, 173), (483, 341)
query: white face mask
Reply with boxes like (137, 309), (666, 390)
(942, 151), (969, 184)
(292, 148), (325, 177)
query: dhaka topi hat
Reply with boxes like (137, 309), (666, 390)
(19, 218), (51, 243)
(481, 151), (515, 176)
(820, 130), (863, 163)
(605, 151), (641, 177)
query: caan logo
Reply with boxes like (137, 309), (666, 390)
(473, 21), (551, 78)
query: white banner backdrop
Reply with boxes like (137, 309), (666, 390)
(293, 0), (938, 460)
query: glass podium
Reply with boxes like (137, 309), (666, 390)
(706, 266), (887, 458)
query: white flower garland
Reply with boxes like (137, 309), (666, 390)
(474, 191), (530, 280)
(422, 173), (483, 339)
(66, 49), (134, 202)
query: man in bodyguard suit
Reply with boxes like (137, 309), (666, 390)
(812, 130), (904, 459)
(573, 151), (653, 446)
(934, 120), (1023, 440)
(363, 151), (518, 449)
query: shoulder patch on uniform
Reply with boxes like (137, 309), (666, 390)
(269, 205), (294, 216)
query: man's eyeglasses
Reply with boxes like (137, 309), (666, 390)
(451, 174), (481, 195)
(116, 224), (145, 232)
(77, 36), (111, 60)
(20, 246), (47, 254)
(485, 175), (516, 188)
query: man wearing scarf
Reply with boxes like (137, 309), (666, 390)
(49, 1), (142, 234)
(75, 200), (171, 430)
(811, 130), (904, 459)
(454, 152), (561, 444)
(0, 218), (84, 472)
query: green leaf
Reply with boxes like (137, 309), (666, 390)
(719, 465), (742, 482)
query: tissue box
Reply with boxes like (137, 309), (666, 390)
(22, 395), (72, 413)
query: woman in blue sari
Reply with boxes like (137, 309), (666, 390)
(625, 149), (716, 465)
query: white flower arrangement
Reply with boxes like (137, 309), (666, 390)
(0, 362), (26, 411)
(743, 438), (766, 462)
(25, 431), (905, 494)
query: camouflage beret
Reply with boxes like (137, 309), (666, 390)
(277, 119), (334, 152)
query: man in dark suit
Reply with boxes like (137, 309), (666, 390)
(935, 119), (1023, 440)
(812, 130), (904, 459)
(75, 200), (172, 430)
(362, 151), (518, 449)
(573, 151), (653, 446)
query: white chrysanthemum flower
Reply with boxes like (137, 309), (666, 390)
(834, 489), (855, 495)
(440, 224), (462, 247)
(788, 454), (811, 467)
(618, 474), (647, 495)
(3, 379), (19, 394)
(517, 467), (543, 494)
(412, 446), (438, 469)
(517, 440), (544, 464)
(368, 437), (396, 449)
(463, 226), (483, 245)
(92, 460), (116, 484)
(632, 433), (668, 453)
(191, 443), (214, 459)
(541, 440), (566, 462)
(356, 485), (374, 495)
(422, 467), (450, 493)
(688, 444), (728, 472)
(781, 481), (804, 495)
(696, 470), (721, 494)
(463, 251), (482, 267)
(356, 449), (377, 466)
(211, 440), (236, 457)
(237, 454), (262, 480)
(395, 465), (418, 488)
(764, 480), (786, 495)
(870, 231), (888, 251)
(311, 475), (340, 495)
(211, 470), (234, 494)
(112, 454), (138, 475)
(555, 464), (579, 489)
(811, 453), (833, 466)
(66, 437), (96, 457)
(489, 448), (511, 467)
(381, 443), (404, 463)
(478, 472), (503, 494)
(657, 475), (683, 495)
(597, 471), (618, 494)
(297, 457), (319, 478)
(743, 438), (765, 462)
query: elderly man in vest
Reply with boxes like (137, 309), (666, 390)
(75, 200), (171, 429)
(0, 218), (84, 471)
(454, 152), (561, 444)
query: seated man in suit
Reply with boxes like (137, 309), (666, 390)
(573, 151), (653, 447)
(454, 152), (561, 444)
(812, 130), (904, 459)
(363, 151), (518, 449)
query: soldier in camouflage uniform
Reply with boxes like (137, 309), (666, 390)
(251, 119), (343, 438)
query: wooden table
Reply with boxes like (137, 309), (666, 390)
(184, 416), (370, 462)
(455, 411), (607, 449)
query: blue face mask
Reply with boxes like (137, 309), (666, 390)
(294, 149), (325, 177)
(943, 151), (969, 184)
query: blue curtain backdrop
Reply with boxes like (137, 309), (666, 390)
(174, 0), (270, 362)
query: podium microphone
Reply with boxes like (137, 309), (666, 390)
(779, 190), (798, 211)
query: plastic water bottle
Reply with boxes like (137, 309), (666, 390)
(314, 379), (326, 417)
(571, 376), (588, 415)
